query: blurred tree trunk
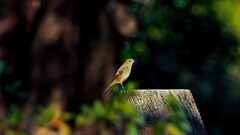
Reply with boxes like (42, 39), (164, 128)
(0, 0), (136, 130)
(8, 0), (134, 130)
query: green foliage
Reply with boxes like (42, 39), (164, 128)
(75, 92), (191, 134)
(125, 80), (140, 92)
(126, 123), (138, 135)
(37, 107), (55, 125)
(75, 95), (144, 134)
(61, 111), (76, 121)
(213, 0), (240, 39)
(191, 4), (208, 18)
(0, 105), (28, 135)
(3, 105), (21, 127)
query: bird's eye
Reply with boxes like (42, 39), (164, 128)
(129, 60), (131, 62)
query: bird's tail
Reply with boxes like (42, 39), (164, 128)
(103, 80), (116, 94)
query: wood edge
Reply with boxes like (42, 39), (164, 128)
(133, 89), (191, 92)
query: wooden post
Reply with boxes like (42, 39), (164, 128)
(124, 89), (207, 135)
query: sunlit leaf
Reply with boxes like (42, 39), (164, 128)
(75, 115), (86, 126)
(127, 123), (138, 135)
(37, 107), (55, 125)
(165, 123), (184, 135)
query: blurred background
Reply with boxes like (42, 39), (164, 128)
(1, 0), (240, 134)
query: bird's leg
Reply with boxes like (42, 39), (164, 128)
(120, 83), (125, 90)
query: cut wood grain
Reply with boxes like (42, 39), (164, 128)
(124, 89), (207, 135)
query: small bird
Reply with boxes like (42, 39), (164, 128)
(104, 58), (135, 94)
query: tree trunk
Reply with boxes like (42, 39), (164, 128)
(124, 89), (207, 135)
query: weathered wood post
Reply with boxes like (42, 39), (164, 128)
(124, 89), (207, 135)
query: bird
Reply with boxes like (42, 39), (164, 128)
(103, 58), (135, 94)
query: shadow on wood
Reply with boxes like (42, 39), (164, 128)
(124, 89), (207, 135)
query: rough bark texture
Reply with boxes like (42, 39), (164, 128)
(124, 89), (207, 135)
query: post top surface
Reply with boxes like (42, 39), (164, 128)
(134, 89), (190, 91)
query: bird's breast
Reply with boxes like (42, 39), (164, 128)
(121, 66), (131, 81)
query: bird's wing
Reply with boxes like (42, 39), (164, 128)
(115, 65), (125, 78)
(103, 65), (125, 94)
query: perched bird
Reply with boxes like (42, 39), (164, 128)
(104, 58), (135, 94)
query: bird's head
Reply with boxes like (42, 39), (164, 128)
(124, 58), (135, 66)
